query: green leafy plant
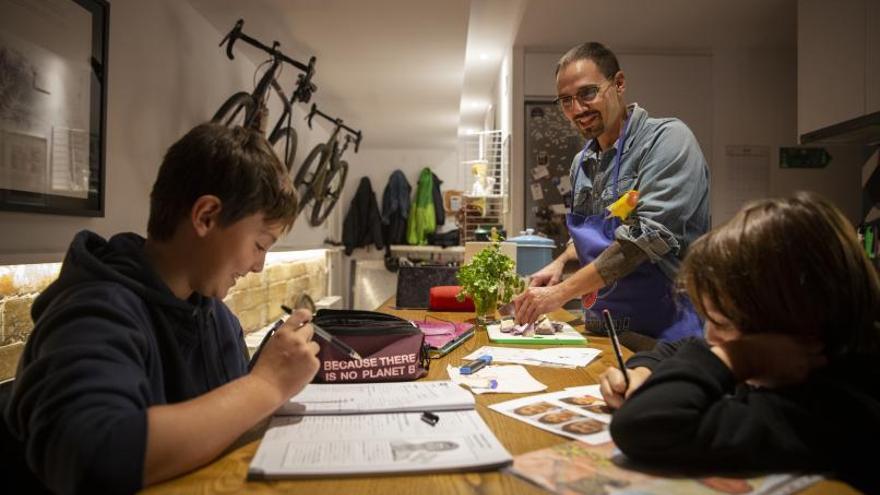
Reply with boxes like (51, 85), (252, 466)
(456, 232), (525, 317)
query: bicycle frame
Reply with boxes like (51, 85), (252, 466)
(292, 104), (363, 226)
(306, 103), (362, 153)
(219, 19), (316, 132)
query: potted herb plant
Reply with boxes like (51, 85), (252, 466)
(456, 231), (525, 324)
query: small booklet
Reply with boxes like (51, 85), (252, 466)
(250, 381), (512, 479)
(510, 441), (822, 495)
(277, 380), (474, 415)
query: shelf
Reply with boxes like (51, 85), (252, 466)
(800, 110), (880, 147)
(389, 245), (464, 254)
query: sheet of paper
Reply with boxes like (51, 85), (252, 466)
(250, 410), (512, 478)
(489, 389), (612, 445)
(511, 441), (823, 495)
(463, 346), (601, 368)
(279, 381), (474, 415)
(564, 384), (603, 395)
(446, 364), (547, 394)
(532, 165), (550, 179)
(530, 182), (544, 201)
(557, 176), (572, 195)
(549, 203), (567, 215)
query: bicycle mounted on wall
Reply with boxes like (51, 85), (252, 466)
(295, 103), (363, 227)
(212, 19), (317, 174)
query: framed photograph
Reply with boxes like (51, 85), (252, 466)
(0, 0), (109, 216)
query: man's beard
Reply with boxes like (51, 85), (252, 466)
(573, 111), (603, 140)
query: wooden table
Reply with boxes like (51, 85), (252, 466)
(143, 300), (859, 495)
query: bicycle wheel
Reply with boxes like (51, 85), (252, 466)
(212, 92), (255, 128)
(309, 159), (349, 226)
(294, 143), (329, 210)
(268, 126), (298, 173)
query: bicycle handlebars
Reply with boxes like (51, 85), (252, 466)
(306, 103), (363, 153)
(220, 19), (313, 75)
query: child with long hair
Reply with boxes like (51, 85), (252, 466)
(599, 192), (880, 492)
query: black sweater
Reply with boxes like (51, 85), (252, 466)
(611, 338), (880, 492)
(1, 231), (249, 494)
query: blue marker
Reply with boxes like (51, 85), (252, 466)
(460, 355), (492, 375)
(468, 378), (498, 389)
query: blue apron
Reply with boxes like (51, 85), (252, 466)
(567, 117), (702, 341)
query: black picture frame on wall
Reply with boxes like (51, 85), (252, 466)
(0, 0), (109, 217)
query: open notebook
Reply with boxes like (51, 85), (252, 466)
(249, 381), (512, 479)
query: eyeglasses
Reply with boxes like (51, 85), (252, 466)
(554, 80), (615, 111)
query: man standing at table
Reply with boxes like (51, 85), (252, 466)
(513, 42), (709, 342)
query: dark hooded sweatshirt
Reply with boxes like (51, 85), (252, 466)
(1, 231), (249, 495)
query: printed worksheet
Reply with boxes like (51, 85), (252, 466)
(489, 387), (612, 445)
(446, 364), (547, 394)
(249, 410), (512, 478)
(463, 346), (602, 368)
(279, 381), (474, 415)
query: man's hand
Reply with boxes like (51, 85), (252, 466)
(711, 334), (827, 388)
(513, 285), (567, 324)
(529, 259), (565, 287)
(250, 309), (321, 402)
(599, 366), (652, 409)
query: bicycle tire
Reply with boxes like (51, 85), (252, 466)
(212, 92), (255, 128)
(294, 143), (329, 211)
(268, 126), (298, 173)
(309, 159), (349, 226)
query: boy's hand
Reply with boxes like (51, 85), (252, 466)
(599, 366), (652, 409)
(251, 309), (321, 402)
(711, 334), (827, 388)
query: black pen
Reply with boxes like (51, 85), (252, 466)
(602, 309), (630, 389)
(248, 317), (284, 371)
(281, 305), (363, 360)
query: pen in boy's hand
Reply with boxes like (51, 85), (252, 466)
(248, 317), (285, 371)
(602, 309), (630, 389)
(281, 305), (363, 360)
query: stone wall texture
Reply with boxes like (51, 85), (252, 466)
(0, 256), (327, 382)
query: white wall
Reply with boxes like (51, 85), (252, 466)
(798, 0), (880, 136)
(332, 146), (460, 309)
(0, 0), (337, 263)
(336, 147), (461, 233)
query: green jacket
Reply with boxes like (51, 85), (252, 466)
(406, 167), (436, 245)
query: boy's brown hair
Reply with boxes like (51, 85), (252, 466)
(680, 191), (880, 357)
(148, 123), (298, 240)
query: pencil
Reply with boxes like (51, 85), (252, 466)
(281, 305), (363, 360)
(601, 309), (630, 389)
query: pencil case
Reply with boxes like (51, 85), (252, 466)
(311, 309), (430, 383)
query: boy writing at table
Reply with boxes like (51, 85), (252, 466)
(1, 124), (321, 494)
(599, 192), (880, 492)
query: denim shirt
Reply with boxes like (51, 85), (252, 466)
(568, 104), (710, 281)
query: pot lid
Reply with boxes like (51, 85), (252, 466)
(508, 228), (555, 247)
